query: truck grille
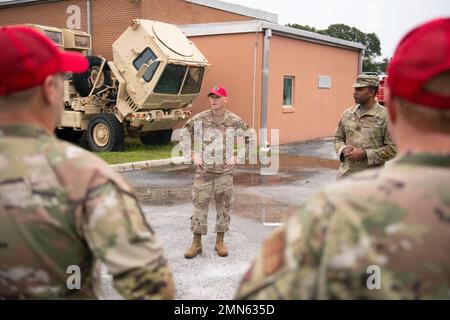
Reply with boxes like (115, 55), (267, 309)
(126, 93), (139, 112)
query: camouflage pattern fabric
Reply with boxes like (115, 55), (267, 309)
(236, 152), (450, 299)
(180, 109), (256, 174)
(191, 171), (234, 235)
(334, 102), (397, 179)
(180, 109), (253, 235)
(0, 124), (174, 299)
(352, 74), (380, 88)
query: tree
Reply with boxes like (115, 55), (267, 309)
(287, 23), (388, 73)
(286, 23), (319, 33)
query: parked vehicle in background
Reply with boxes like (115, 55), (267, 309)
(362, 72), (387, 106)
(27, 19), (210, 151)
(377, 74), (387, 106)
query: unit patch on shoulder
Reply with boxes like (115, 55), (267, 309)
(262, 228), (286, 276)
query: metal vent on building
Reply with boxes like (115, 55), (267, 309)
(318, 76), (332, 89)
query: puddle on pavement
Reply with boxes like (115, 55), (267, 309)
(233, 192), (300, 223)
(133, 154), (338, 221)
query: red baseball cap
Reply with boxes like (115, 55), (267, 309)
(387, 18), (450, 109)
(207, 85), (228, 98)
(0, 25), (89, 96)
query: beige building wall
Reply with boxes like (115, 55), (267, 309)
(0, 0), (254, 60)
(267, 35), (360, 144)
(186, 33), (264, 131)
(187, 32), (360, 144)
(1, 0), (360, 144)
(0, 0), (88, 30)
(92, 0), (253, 60)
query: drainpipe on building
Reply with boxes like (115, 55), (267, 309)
(86, 0), (93, 56)
(252, 20), (263, 130)
(359, 48), (364, 74)
(260, 28), (271, 149)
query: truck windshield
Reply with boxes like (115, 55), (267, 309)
(181, 67), (204, 94)
(154, 64), (187, 94)
(154, 65), (205, 95)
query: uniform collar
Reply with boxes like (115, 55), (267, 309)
(0, 123), (50, 138)
(207, 109), (231, 124)
(395, 151), (450, 169)
(352, 102), (383, 117)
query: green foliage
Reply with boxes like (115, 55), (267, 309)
(287, 23), (389, 73)
(286, 23), (319, 33)
(363, 56), (390, 74)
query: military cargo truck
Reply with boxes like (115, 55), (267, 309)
(28, 19), (210, 151)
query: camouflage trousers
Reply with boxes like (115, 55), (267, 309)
(191, 170), (234, 235)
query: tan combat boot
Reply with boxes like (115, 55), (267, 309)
(184, 234), (202, 259)
(215, 232), (228, 257)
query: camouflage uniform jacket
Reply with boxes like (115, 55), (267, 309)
(0, 124), (174, 299)
(236, 152), (450, 299)
(180, 109), (255, 173)
(334, 102), (397, 178)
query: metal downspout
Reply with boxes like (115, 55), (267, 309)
(87, 0), (93, 55)
(359, 48), (364, 73)
(260, 28), (271, 148)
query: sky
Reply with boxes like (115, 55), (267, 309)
(229, 0), (450, 58)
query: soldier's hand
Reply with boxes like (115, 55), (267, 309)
(225, 156), (236, 169)
(193, 153), (203, 168)
(342, 147), (353, 157)
(347, 148), (366, 162)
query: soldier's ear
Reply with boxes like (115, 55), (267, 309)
(386, 87), (396, 124)
(388, 97), (397, 125)
(41, 74), (57, 106)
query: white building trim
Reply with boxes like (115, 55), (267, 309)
(184, 0), (277, 23)
(181, 20), (365, 51)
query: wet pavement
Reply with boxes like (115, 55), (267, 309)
(279, 137), (338, 160)
(100, 138), (340, 300)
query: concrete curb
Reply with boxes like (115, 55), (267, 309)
(111, 156), (187, 173)
(110, 136), (336, 173)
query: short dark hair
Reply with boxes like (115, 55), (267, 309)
(368, 86), (379, 96)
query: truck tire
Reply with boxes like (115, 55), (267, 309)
(87, 113), (124, 152)
(139, 129), (173, 146)
(72, 56), (112, 97)
(139, 132), (158, 145)
(158, 129), (173, 145)
(55, 128), (84, 143)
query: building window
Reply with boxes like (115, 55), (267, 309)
(283, 76), (294, 107)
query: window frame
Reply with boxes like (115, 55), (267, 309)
(282, 75), (295, 109)
(132, 47), (160, 83)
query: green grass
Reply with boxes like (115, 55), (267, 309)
(81, 138), (270, 165)
(92, 138), (176, 165)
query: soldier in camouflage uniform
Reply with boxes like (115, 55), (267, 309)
(0, 26), (174, 299)
(335, 74), (397, 179)
(180, 86), (255, 258)
(236, 18), (450, 300)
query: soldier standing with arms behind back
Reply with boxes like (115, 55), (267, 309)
(180, 86), (255, 259)
(335, 74), (397, 179)
(0, 26), (174, 299)
(236, 18), (450, 300)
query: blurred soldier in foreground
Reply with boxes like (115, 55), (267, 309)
(236, 18), (450, 299)
(0, 26), (174, 299)
(334, 74), (397, 179)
